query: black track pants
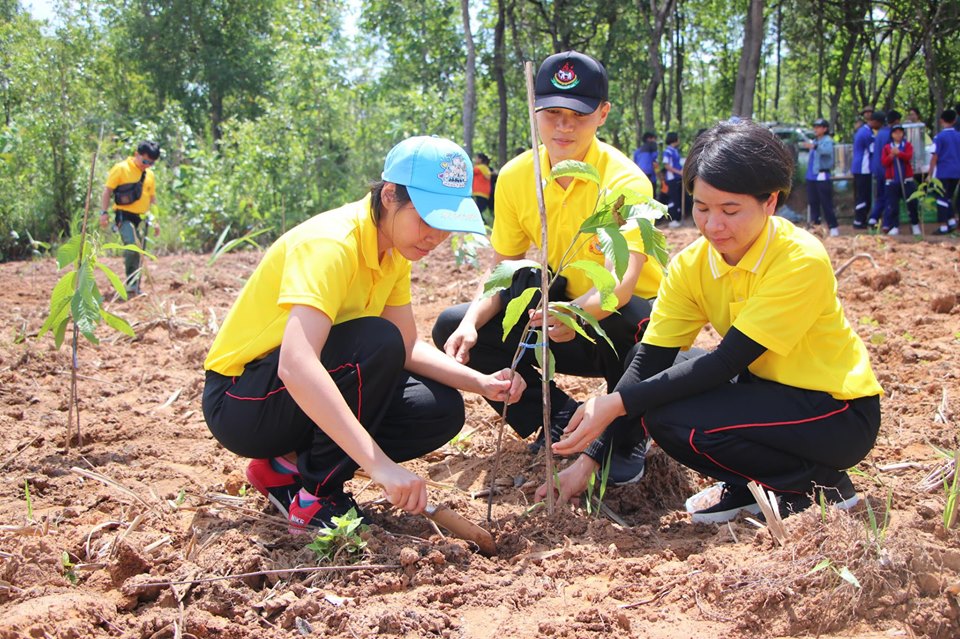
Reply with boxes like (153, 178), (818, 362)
(432, 270), (652, 438)
(203, 317), (464, 494)
(643, 372), (880, 496)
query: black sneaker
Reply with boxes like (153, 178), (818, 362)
(603, 438), (652, 485)
(527, 398), (581, 454)
(288, 490), (363, 535)
(687, 483), (761, 524)
(775, 472), (860, 519)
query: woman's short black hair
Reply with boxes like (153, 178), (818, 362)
(369, 181), (411, 223)
(682, 119), (794, 207)
(137, 140), (161, 160)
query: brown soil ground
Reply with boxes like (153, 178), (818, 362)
(1, 224), (959, 639)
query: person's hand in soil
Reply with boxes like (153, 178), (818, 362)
(371, 462), (428, 514)
(476, 368), (526, 404)
(535, 454), (599, 505)
(551, 393), (626, 455)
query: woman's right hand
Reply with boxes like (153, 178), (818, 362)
(370, 462), (428, 514)
(535, 455), (599, 506)
(444, 323), (478, 364)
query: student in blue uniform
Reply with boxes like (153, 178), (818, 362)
(928, 109), (960, 235)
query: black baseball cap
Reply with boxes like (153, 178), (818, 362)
(812, 118), (830, 128)
(534, 51), (608, 115)
(891, 123), (905, 132)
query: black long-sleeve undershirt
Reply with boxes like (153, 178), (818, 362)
(584, 326), (768, 462)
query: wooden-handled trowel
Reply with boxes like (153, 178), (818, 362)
(423, 504), (497, 556)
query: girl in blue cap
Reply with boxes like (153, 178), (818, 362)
(203, 136), (524, 533)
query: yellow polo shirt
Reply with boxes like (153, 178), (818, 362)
(643, 216), (882, 400)
(105, 157), (156, 215)
(491, 138), (661, 299)
(204, 196), (412, 377)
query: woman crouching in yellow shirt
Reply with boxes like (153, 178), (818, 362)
(203, 137), (523, 533)
(537, 120), (882, 523)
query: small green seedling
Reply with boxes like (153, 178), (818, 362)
(584, 446), (613, 518)
(943, 451), (960, 530)
(306, 508), (369, 563)
(864, 490), (892, 551)
(61, 552), (78, 585)
(207, 224), (272, 266)
(870, 333), (886, 345)
(808, 558), (861, 589)
(448, 429), (474, 451)
(858, 316), (879, 327)
(902, 331), (915, 342)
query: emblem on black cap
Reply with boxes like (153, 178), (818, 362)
(551, 62), (580, 90)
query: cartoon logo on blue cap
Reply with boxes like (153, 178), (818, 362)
(438, 153), (468, 189)
(551, 62), (580, 90)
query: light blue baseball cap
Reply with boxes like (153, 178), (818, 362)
(382, 136), (486, 235)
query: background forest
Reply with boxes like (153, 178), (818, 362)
(1, 0), (958, 260)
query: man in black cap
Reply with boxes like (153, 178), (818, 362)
(433, 50), (663, 486)
(804, 118), (838, 235)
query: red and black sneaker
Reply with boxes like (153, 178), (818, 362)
(245, 458), (301, 518)
(288, 490), (363, 535)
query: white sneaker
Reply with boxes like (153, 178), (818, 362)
(887, 227), (900, 235)
(668, 220), (681, 229)
(867, 218), (878, 227)
(829, 227), (840, 237)
(911, 224), (922, 236)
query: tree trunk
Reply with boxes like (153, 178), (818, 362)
(461, 0), (476, 156)
(494, 0), (509, 166)
(638, 0), (676, 138)
(732, 0), (763, 119)
(675, 1), (684, 131)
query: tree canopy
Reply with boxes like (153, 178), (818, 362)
(0, 0), (957, 259)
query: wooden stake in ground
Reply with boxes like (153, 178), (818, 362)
(746, 481), (788, 546)
(523, 59), (557, 515)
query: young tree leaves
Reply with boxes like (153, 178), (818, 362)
(564, 260), (619, 312)
(547, 160), (601, 185)
(482, 259), (542, 298)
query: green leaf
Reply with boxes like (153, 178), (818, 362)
(532, 332), (555, 381)
(626, 198), (669, 222)
(837, 566), (861, 589)
(483, 259), (541, 298)
(56, 235), (83, 270)
(637, 218), (670, 268)
(548, 160), (600, 185)
(102, 242), (156, 260)
(807, 558), (833, 575)
(601, 186), (656, 207)
(596, 226), (629, 281)
(549, 308), (595, 344)
(563, 260), (618, 312)
(502, 287), (538, 341)
(95, 262), (128, 298)
(38, 272), (76, 338)
(71, 261), (101, 344)
(551, 301), (615, 353)
(100, 308), (135, 337)
(208, 227), (272, 265)
(53, 316), (69, 349)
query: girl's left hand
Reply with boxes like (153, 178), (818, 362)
(478, 368), (526, 404)
(552, 394), (626, 456)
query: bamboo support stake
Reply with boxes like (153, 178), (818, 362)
(523, 60), (556, 515)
